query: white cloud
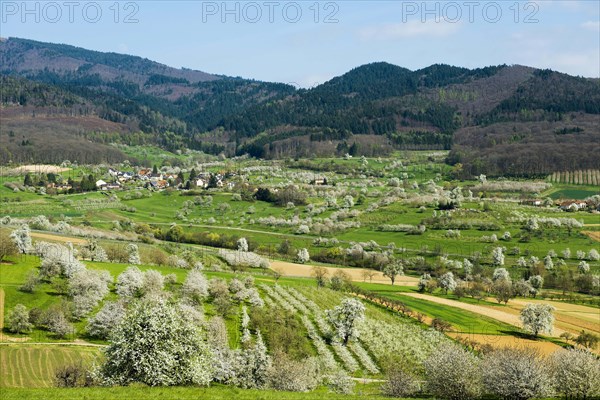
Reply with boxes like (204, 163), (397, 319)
(581, 21), (600, 32)
(358, 20), (460, 41)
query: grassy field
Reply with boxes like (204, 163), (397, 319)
(0, 345), (101, 388)
(0, 384), (391, 400)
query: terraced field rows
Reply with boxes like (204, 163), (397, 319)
(0, 345), (101, 388)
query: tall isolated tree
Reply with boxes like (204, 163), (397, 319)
(10, 224), (32, 254)
(326, 298), (365, 345)
(482, 347), (550, 400)
(100, 298), (213, 386)
(520, 303), (555, 336)
(297, 248), (310, 264)
(383, 260), (404, 285)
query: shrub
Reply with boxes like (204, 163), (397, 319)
(326, 370), (354, 394)
(6, 304), (33, 334)
(267, 353), (319, 392)
(424, 343), (481, 400)
(99, 298), (213, 386)
(482, 347), (550, 400)
(550, 348), (600, 399)
(55, 362), (91, 388)
(381, 366), (420, 397)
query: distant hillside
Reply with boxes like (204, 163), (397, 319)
(1, 37), (599, 176)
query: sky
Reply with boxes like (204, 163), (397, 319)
(1, 0), (599, 87)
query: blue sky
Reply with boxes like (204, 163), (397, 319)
(1, 0), (598, 86)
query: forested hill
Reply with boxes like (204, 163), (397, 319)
(1, 37), (599, 176)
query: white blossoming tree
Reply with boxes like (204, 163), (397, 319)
(6, 304), (33, 334)
(10, 224), (32, 254)
(492, 247), (505, 267)
(383, 260), (404, 285)
(297, 248), (310, 264)
(520, 303), (555, 336)
(492, 268), (510, 282)
(424, 342), (482, 400)
(86, 300), (126, 339)
(326, 298), (365, 345)
(116, 266), (144, 298)
(126, 243), (141, 265)
(100, 298), (213, 386)
(439, 272), (457, 294)
(182, 270), (209, 303)
(237, 237), (249, 252)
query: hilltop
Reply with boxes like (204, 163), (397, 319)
(1, 37), (599, 176)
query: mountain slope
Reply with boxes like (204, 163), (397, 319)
(1, 37), (599, 176)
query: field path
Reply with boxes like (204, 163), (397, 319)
(400, 293), (568, 337)
(269, 260), (419, 286)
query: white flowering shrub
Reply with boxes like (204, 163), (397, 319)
(482, 348), (550, 400)
(550, 348), (600, 399)
(424, 343), (482, 400)
(218, 249), (270, 269)
(100, 298), (213, 386)
(326, 369), (354, 394)
(588, 249), (600, 261)
(267, 353), (319, 392)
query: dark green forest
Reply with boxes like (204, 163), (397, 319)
(1, 37), (599, 176)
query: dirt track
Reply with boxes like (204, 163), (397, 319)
(400, 293), (568, 338)
(269, 260), (419, 286)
